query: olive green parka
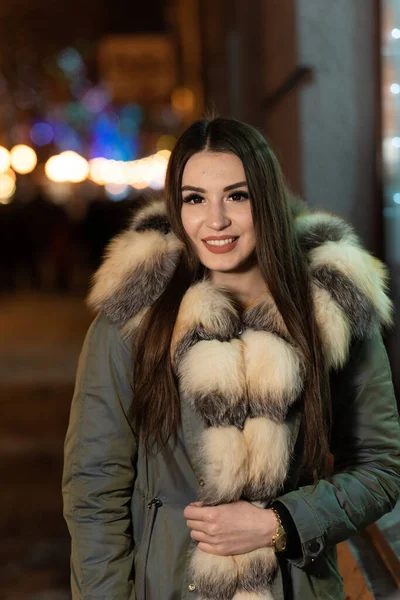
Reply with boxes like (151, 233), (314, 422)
(62, 202), (400, 600)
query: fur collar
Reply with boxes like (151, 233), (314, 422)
(88, 199), (392, 368)
(88, 200), (392, 600)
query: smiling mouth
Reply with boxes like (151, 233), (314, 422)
(203, 237), (239, 246)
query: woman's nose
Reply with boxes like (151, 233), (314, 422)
(205, 203), (231, 230)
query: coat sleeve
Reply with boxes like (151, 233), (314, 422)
(62, 313), (137, 599)
(274, 328), (400, 568)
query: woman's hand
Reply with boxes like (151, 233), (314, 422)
(183, 500), (278, 556)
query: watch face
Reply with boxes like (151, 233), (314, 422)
(275, 533), (287, 553)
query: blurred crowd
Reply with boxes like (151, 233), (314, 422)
(0, 195), (143, 294)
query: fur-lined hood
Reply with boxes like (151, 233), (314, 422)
(88, 199), (392, 370)
(87, 199), (392, 600)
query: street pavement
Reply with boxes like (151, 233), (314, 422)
(0, 291), (92, 599)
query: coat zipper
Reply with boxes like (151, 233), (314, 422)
(141, 497), (162, 599)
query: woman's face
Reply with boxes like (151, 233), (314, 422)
(181, 151), (256, 273)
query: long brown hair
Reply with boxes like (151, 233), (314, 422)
(133, 117), (330, 479)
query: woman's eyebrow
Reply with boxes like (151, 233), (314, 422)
(181, 181), (248, 192)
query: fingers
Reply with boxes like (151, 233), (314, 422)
(197, 542), (221, 555)
(186, 519), (218, 536)
(186, 519), (209, 532)
(190, 531), (225, 555)
(183, 504), (213, 521)
(190, 529), (213, 543)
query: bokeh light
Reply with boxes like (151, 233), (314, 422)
(0, 146), (10, 173)
(132, 180), (149, 190)
(45, 151), (89, 183)
(105, 183), (130, 201)
(390, 83), (400, 95)
(49, 149), (169, 191)
(31, 122), (54, 146)
(0, 171), (16, 203)
(171, 87), (195, 113)
(62, 151), (89, 183)
(45, 155), (64, 183)
(58, 48), (84, 76)
(10, 145), (37, 174)
(82, 86), (112, 113)
(89, 158), (109, 185)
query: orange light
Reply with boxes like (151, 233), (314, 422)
(171, 87), (195, 113)
(0, 172), (16, 202)
(10, 145), (37, 174)
(0, 146), (11, 174)
(45, 152), (89, 183)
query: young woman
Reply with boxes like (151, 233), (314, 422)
(63, 117), (400, 600)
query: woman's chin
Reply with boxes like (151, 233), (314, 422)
(199, 249), (257, 275)
(201, 256), (247, 274)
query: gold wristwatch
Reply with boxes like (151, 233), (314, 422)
(270, 507), (287, 553)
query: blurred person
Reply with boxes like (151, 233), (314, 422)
(0, 202), (19, 291)
(80, 196), (138, 270)
(63, 118), (400, 599)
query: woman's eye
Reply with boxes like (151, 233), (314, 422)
(229, 191), (249, 201)
(182, 194), (204, 204)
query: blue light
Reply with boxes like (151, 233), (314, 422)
(90, 112), (139, 161)
(53, 122), (83, 153)
(82, 86), (112, 113)
(105, 183), (130, 201)
(30, 122), (54, 146)
(58, 48), (84, 76)
(393, 193), (400, 204)
(390, 83), (400, 95)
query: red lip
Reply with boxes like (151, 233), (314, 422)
(202, 235), (239, 241)
(202, 237), (239, 254)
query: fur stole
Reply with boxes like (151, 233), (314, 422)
(88, 200), (392, 600)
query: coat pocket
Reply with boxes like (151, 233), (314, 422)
(135, 497), (163, 600)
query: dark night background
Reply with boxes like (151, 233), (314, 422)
(0, 1), (399, 598)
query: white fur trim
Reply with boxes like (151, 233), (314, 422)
(131, 198), (166, 227)
(171, 280), (238, 352)
(232, 592), (274, 600)
(364, 254), (393, 325)
(234, 547), (277, 598)
(309, 241), (392, 323)
(244, 418), (290, 494)
(242, 330), (303, 410)
(312, 284), (351, 369)
(200, 426), (248, 503)
(255, 294), (289, 338)
(179, 339), (245, 402)
(294, 212), (357, 244)
(88, 229), (182, 310)
(235, 547), (277, 574)
(191, 548), (237, 592)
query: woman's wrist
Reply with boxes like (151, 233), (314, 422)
(259, 508), (282, 549)
(271, 502), (302, 558)
(270, 507), (287, 552)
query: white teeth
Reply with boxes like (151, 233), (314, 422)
(205, 237), (237, 246)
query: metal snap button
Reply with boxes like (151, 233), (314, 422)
(188, 583), (196, 591)
(308, 540), (321, 554)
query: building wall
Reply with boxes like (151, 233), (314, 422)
(296, 0), (379, 250)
